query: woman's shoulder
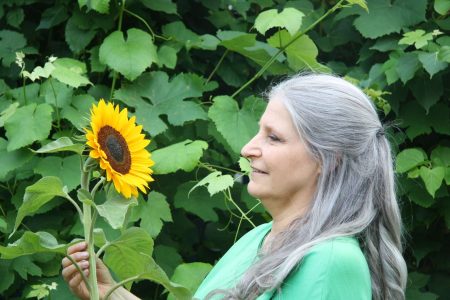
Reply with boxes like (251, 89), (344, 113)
(301, 236), (370, 277)
(274, 236), (372, 299)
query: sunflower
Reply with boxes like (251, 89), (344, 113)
(85, 99), (154, 198)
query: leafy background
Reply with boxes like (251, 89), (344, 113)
(0, 0), (449, 299)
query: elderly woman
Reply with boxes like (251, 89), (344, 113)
(62, 74), (407, 300)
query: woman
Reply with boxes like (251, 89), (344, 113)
(62, 73), (408, 299)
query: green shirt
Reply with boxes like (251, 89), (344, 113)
(194, 222), (371, 300)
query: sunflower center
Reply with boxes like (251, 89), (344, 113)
(98, 125), (131, 174)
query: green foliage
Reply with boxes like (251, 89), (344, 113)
(0, 0), (449, 299)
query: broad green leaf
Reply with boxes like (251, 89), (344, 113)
(419, 166), (445, 197)
(0, 102), (19, 127)
(78, 0), (110, 14)
(346, 0), (368, 11)
(99, 29), (157, 81)
(396, 52), (420, 84)
(136, 257), (191, 300)
(399, 30), (433, 49)
(0, 261), (14, 293)
(103, 227), (154, 289)
(162, 22), (220, 50)
(398, 102), (432, 140)
(33, 137), (84, 154)
(40, 79), (74, 108)
(0, 216), (7, 232)
(189, 171), (234, 196)
(132, 192), (172, 238)
(217, 31), (287, 74)
(254, 8), (304, 36)
(115, 72), (211, 135)
(36, 5), (68, 29)
(0, 30), (26, 67)
(13, 177), (67, 235)
(353, 0), (427, 39)
(156, 45), (177, 69)
(51, 58), (92, 88)
(6, 8), (24, 28)
(405, 179), (435, 208)
(267, 30), (323, 71)
(239, 157), (251, 174)
(22, 61), (55, 82)
(34, 155), (81, 192)
(4, 103), (53, 151)
(168, 262), (213, 300)
(431, 146), (450, 167)
(396, 149), (426, 173)
(0, 231), (66, 259)
(154, 245), (183, 277)
(96, 187), (138, 230)
(174, 182), (227, 222)
(438, 45), (450, 62)
(418, 51), (448, 78)
(141, 0), (177, 14)
(0, 138), (33, 180)
(12, 256), (42, 280)
(410, 76), (443, 113)
(208, 95), (266, 155)
(61, 94), (95, 130)
(93, 228), (108, 248)
(151, 140), (208, 174)
(65, 13), (97, 53)
(434, 0), (450, 15)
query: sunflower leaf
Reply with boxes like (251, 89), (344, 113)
(151, 140), (208, 174)
(1, 231), (66, 259)
(96, 187), (138, 230)
(99, 29), (157, 81)
(168, 263), (213, 300)
(103, 227), (154, 289)
(188, 171), (234, 197)
(33, 137), (84, 154)
(12, 177), (67, 237)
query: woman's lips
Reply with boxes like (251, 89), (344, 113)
(251, 166), (268, 174)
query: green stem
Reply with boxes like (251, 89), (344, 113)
(225, 188), (256, 228)
(49, 78), (61, 130)
(231, 0), (344, 98)
(96, 242), (111, 258)
(91, 177), (106, 198)
(65, 254), (91, 292)
(64, 194), (83, 221)
(109, 0), (126, 100)
(205, 49), (229, 85)
(82, 202), (99, 300)
(198, 162), (240, 174)
(124, 9), (155, 40)
(104, 275), (141, 300)
(22, 77), (27, 105)
(81, 164), (99, 300)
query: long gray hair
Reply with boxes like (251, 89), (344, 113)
(207, 73), (407, 299)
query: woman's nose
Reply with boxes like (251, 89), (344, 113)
(241, 135), (261, 158)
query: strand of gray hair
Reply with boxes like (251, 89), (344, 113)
(206, 73), (407, 300)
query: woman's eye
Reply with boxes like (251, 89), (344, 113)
(268, 135), (280, 142)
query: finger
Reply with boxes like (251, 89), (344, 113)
(68, 269), (89, 289)
(67, 241), (87, 255)
(61, 251), (89, 268)
(62, 260), (89, 280)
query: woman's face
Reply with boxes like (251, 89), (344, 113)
(241, 96), (320, 208)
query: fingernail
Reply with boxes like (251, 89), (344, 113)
(80, 261), (89, 268)
(79, 252), (89, 259)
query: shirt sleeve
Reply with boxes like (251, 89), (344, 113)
(272, 238), (372, 300)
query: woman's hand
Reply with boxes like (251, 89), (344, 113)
(61, 241), (115, 300)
